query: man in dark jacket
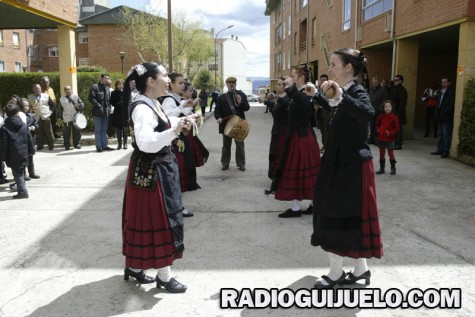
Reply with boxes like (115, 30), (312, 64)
(89, 73), (113, 152)
(198, 89), (208, 116)
(209, 90), (219, 112)
(0, 103), (35, 199)
(214, 76), (250, 171)
(369, 76), (389, 144)
(431, 77), (455, 158)
(390, 74), (408, 150)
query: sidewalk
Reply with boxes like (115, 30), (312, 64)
(0, 105), (474, 317)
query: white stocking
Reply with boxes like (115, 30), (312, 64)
(353, 258), (369, 276)
(291, 199), (301, 211)
(319, 252), (343, 285)
(156, 266), (172, 282)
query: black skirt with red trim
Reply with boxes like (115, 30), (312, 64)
(187, 132), (209, 167)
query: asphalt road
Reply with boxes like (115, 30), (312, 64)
(0, 103), (474, 317)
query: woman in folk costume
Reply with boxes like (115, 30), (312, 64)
(122, 62), (197, 293)
(267, 77), (289, 180)
(181, 82), (209, 167)
(267, 66), (320, 218)
(308, 48), (383, 288)
(158, 73), (199, 217)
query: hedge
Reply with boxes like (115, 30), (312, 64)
(457, 77), (475, 159)
(0, 71), (122, 131)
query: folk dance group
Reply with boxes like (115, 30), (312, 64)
(121, 48), (383, 293)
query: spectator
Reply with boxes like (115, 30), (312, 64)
(27, 84), (55, 151)
(389, 74), (407, 150)
(369, 76), (389, 144)
(209, 90), (219, 112)
(422, 81), (439, 138)
(198, 89), (208, 116)
(20, 98), (40, 179)
(431, 77), (455, 158)
(40, 76), (60, 138)
(89, 74), (114, 152)
(110, 80), (128, 150)
(60, 86), (84, 150)
(375, 100), (400, 175)
(0, 103), (35, 199)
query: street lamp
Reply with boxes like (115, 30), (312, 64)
(119, 51), (126, 75)
(214, 25), (234, 92)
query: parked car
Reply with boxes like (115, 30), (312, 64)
(246, 94), (260, 102)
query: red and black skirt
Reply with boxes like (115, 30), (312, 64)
(122, 159), (184, 269)
(173, 134), (200, 192)
(268, 132), (286, 180)
(187, 132), (209, 167)
(274, 131), (320, 201)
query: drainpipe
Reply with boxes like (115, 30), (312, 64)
(390, 0), (396, 78)
(355, 0), (359, 49)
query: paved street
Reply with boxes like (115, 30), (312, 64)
(0, 103), (474, 317)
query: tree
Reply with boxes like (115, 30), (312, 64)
(118, 6), (213, 77)
(192, 69), (213, 90)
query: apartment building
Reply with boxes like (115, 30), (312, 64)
(0, 29), (33, 73)
(265, 0), (475, 157)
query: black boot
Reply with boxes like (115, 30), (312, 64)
(390, 160), (397, 175)
(376, 159), (385, 175)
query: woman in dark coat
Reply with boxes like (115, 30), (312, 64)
(267, 77), (288, 180)
(110, 80), (128, 149)
(268, 67), (320, 218)
(309, 48), (383, 288)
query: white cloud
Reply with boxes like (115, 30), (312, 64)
(143, 0), (269, 77)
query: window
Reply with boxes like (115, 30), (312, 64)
(342, 0), (351, 31)
(283, 51), (286, 70)
(288, 16), (291, 36)
(300, 0), (308, 9)
(14, 61), (22, 72)
(48, 46), (59, 57)
(78, 32), (88, 44)
(276, 24), (282, 43)
(0, 30), (3, 46)
(287, 49), (291, 69)
(79, 58), (89, 66)
(28, 45), (36, 61)
(12, 32), (20, 48)
(0, 60), (5, 72)
(363, 0), (393, 21)
(312, 17), (317, 46)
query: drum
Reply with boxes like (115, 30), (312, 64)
(73, 113), (87, 130)
(224, 115), (250, 142)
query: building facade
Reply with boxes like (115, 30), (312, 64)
(265, 0), (475, 157)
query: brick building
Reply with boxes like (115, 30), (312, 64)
(0, 0), (79, 92)
(265, 0), (475, 158)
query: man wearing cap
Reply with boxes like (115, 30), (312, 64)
(214, 76), (250, 171)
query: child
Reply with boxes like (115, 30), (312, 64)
(375, 100), (400, 175)
(0, 103), (35, 199)
(21, 98), (40, 179)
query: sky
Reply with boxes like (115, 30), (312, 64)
(109, 0), (270, 78)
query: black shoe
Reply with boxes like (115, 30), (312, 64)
(221, 166), (229, 170)
(123, 144), (127, 150)
(430, 151), (442, 155)
(24, 176), (31, 181)
(97, 148), (103, 153)
(278, 208), (301, 218)
(30, 174), (40, 179)
(314, 271), (346, 289)
(238, 165), (246, 171)
(74, 145), (81, 149)
(103, 146), (114, 151)
(0, 179), (6, 184)
(183, 211), (194, 217)
(301, 204), (313, 215)
(13, 193), (29, 199)
(65, 147), (71, 150)
(156, 277), (187, 293)
(123, 268), (155, 284)
(441, 153), (449, 158)
(117, 145), (122, 150)
(340, 270), (371, 285)
(394, 145), (402, 150)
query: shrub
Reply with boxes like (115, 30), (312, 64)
(0, 72), (122, 131)
(457, 78), (475, 158)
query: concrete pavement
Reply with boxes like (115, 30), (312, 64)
(0, 104), (474, 317)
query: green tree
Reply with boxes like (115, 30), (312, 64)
(118, 7), (213, 77)
(192, 69), (213, 90)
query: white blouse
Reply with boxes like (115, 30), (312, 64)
(161, 93), (193, 117)
(131, 96), (180, 154)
